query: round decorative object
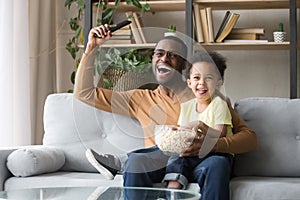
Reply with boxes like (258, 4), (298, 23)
(273, 32), (287, 42)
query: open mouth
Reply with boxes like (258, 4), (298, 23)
(157, 66), (172, 74)
(197, 89), (208, 96)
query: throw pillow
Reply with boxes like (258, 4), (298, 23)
(6, 146), (65, 177)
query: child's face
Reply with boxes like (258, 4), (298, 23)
(187, 61), (222, 101)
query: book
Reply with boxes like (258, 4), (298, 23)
(206, 7), (214, 42)
(193, 3), (204, 43)
(200, 8), (209, 43)
(226, 27), (265, 40)
(215, 11), (240, 43)
(226, 33), (261, 40)
(223, 39), (268, 43)
(214, 11), (230, 41)
(133, 12), (147, 43)
(125, 12), (143, 44)
(230, 28), (265, 35)
(105, 26), (132, 44)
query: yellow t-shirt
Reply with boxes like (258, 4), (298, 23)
(178, 96), (233, 137)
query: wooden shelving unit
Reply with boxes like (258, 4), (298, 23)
(84, 0), (298, 98)
(188, 0), (298, 98)
(101, 0), (186, 12)
(199, 42), (290, 51)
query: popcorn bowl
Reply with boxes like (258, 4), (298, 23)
(154, 125), (197, 155)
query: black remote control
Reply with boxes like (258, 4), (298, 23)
(93, 20), (132, 38)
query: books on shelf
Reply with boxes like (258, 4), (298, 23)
(230, 28), (265, 35)
(215, 11), (240, 43)
(193, 4), (204, 43)
(226, 27), (265, 40)
(206, 7), (214, 42)
(125, 12), (146, 44)
(193, 6), (214, 43)
(105, 26), (132, 44)
(223, 39), (268, 43)
(199, 8), (209, 42)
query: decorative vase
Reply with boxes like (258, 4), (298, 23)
(164, 32), (177, 37)
(273, 32), (287, 42)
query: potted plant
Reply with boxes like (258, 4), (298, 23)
(64, 0), (150, 92)
(273, 22), (287, 42)
(164, 24), (177, 37)
(95, 47), (156, 91)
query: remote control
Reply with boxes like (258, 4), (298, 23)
(93, 20), (132, 38)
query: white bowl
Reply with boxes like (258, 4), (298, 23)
(154, 125), (196, 155)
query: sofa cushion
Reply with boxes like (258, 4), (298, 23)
(233, 97), (300, 176)
(230, 176), (300, 200)
(4, 172), (123, 191)
(42, 93), (144, 172)
(6, 146), (65, 177)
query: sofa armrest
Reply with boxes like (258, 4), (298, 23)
(0, 147), (17, 191)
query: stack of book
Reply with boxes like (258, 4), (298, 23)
(105, 26), (132, 44)
(125, 12), (147, 44)
(223, 27), (267, 42)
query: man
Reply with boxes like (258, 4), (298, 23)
(74, 24), (257, 199)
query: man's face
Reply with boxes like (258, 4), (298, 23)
(152, 39), (186, 85)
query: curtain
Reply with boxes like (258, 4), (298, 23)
(0, 0), (81, 147)
(0, 0), (31, 146)
(29, 0), (57, 145)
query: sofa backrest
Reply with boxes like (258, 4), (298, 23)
(42, 93), (144, 172)
(233, 97), (300, 177)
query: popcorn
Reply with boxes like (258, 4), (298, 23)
(154, 125), (196, 155)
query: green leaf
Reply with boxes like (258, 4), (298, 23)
(103, 78), (113, 88)
(143, 3), (150, 11)
(71, 70), (76, 84)
(77, 0), (84, 9)
(75, 26), (82, 38)
(102, 8), (114, 24)
(114, 0), (121, 7)
(125, 0), (132, 5)
(132, 0), (142, 8)
(65, 0), (75, 9)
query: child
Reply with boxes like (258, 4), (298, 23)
(163, 51), (234, 190)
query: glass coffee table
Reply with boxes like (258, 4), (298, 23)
(0, 186), (201, 200)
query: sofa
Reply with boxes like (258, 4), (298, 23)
(1, 93), (300, 200)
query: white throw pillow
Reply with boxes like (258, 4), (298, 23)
(6, 146), (65, 177)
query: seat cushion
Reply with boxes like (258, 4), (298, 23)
(230, 176), (300, 200)
(233, 97), (300, 176)
(4, 172), (123, 191)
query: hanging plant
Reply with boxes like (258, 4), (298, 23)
(64, 0), (150, 93)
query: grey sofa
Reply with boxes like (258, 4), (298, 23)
(1, 93), (300, 200)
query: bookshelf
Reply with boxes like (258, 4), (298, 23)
(84, 0), (298, 98)
(84, 0), (186, 48)
(188, 0), (298, 98)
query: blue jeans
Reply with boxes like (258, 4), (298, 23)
(123, 146), (233, 200)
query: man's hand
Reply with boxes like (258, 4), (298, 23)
(179, 134), (205, 157)
(85, 24), (112, 55)
(179, 120), (221, 157)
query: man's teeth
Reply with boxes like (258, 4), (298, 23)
(157, 66), (171, 73)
